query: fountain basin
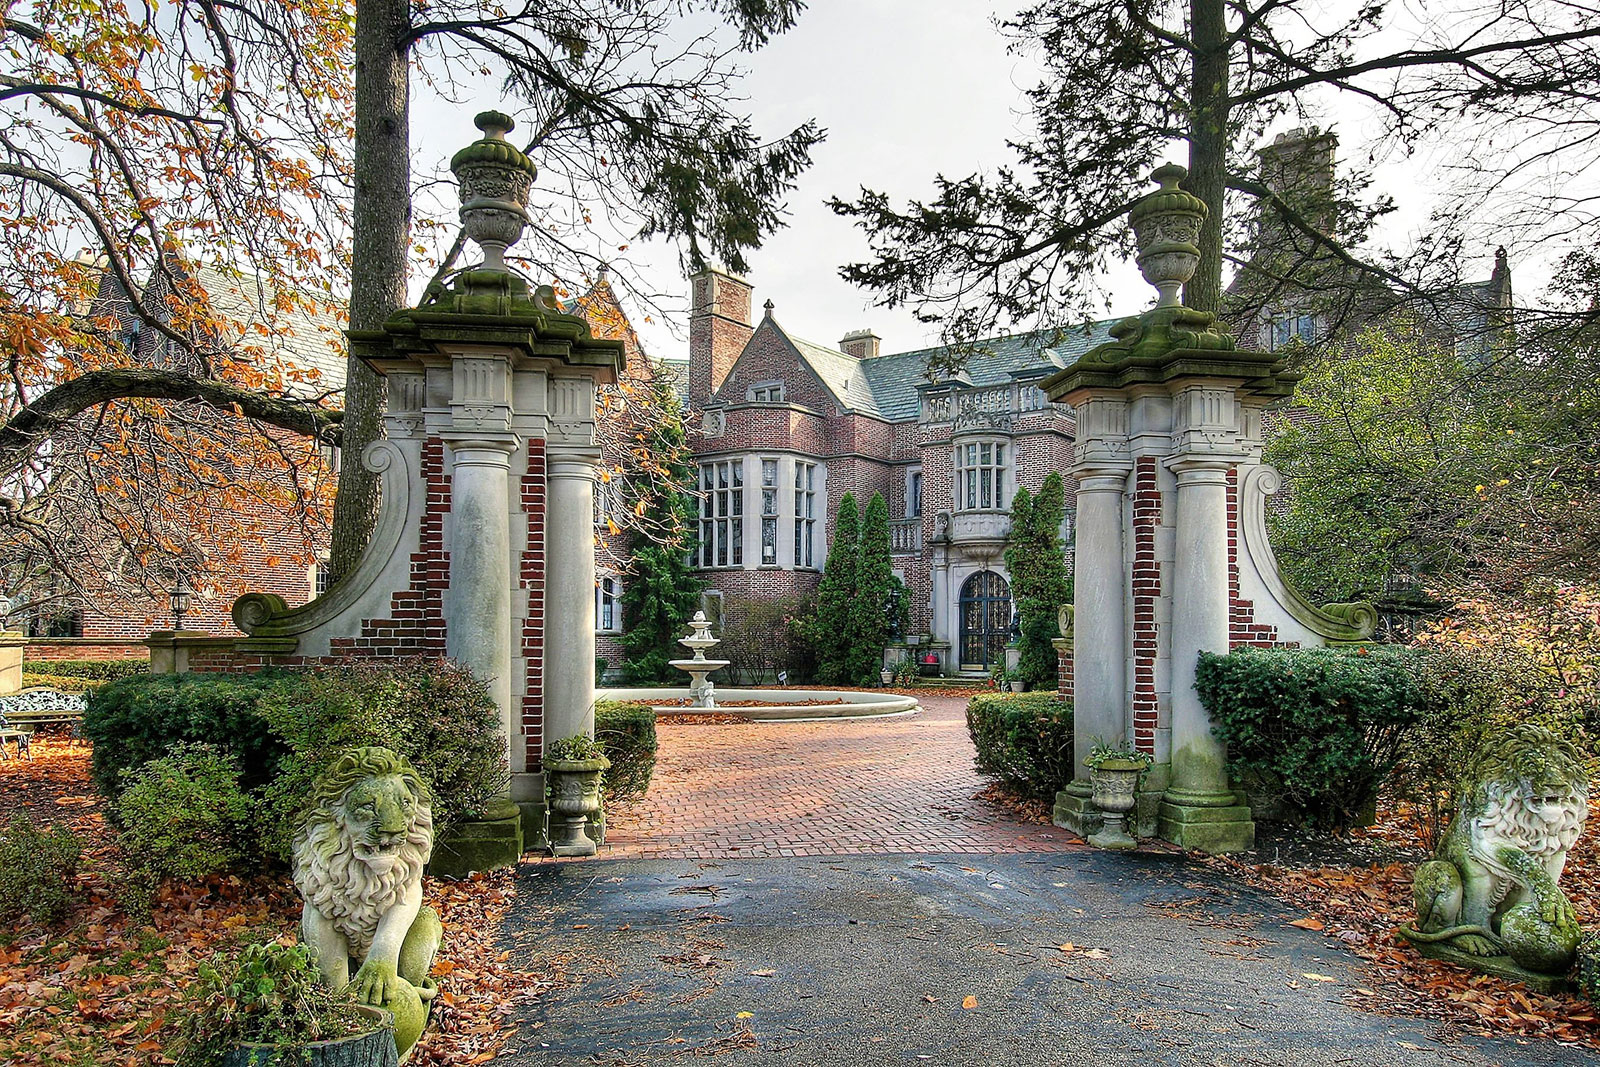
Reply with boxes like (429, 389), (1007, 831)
(597, 687), (919, 721)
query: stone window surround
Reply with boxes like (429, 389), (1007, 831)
(1264, 310), (1317, 351)
(692, 451), (828, 572)
(951, 435), (1011, 513)
(746, 379), (786, 403)
(904, 465), (923, 519)
(595, 574), (622, 633)
(697, 458), (745, 568)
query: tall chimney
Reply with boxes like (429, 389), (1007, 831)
(1256, 127), (1339, 235)
(688, 267), (754, 407)
(840, 328), (880, 360)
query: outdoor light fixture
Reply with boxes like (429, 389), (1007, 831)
(170, 575), (193, 631)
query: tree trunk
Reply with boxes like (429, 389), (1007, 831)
(1184, 0), (1228, 313)
(330, 0), (411, 579)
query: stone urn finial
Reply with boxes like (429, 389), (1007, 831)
(1130, 162), (1208, 309)
(449, 110), (538, 272)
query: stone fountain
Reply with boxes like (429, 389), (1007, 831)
(670, 611), (729, 708)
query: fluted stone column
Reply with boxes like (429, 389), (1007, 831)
(445, 436), (519, 763)
(545, 448), (600, 744)
(1158, 458), (1254, 851)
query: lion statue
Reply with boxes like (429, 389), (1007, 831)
(1402, 724), (1589, 979)
(292, 746), (442, 1058)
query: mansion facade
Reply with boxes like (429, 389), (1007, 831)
(670, 267), (1105, 675)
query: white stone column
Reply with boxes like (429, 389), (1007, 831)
(1071, 469), (1130, 780)
(445, 436), (519, 774)
(545, 448), (599, 743)
(1165, 460), (1234, 801)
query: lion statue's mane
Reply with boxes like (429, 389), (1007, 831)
(291, 747), (433, 959)
(1464, 727), (1588, 893)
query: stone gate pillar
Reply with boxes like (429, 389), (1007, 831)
(545, 447), (600, 744)
(1041, 163), (1314, 853)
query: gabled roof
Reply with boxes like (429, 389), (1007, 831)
(757, 318), (1117, 423)
(183, 265), (348, 398)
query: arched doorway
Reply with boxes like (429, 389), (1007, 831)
(959, 570), (1011, 672)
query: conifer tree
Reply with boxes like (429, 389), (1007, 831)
(619, 384), (705, 683)
(813, 493), (860, 685)
(846, 493), (895, 685)
(1004, 472), (1071, 688)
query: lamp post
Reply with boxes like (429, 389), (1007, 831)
(170, 576), (193, 631)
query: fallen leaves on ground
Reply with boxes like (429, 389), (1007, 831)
(1203, 779), (1600, 1049)
(971, 782), (1054, 824)
(0, 737), (562, 1067)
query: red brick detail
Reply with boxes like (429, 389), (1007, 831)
(1227, 468), (1291, 649)
(520, 440), (547, 766)
(24, 641), (149, 662)
(1056, 643), (1074, 701)
(1130, 457), (1160, 755)
(173, 437), (456, 673)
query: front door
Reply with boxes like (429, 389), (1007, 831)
(959, 570), (1011, 672)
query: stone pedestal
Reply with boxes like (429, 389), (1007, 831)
(0, 632), (25, 694)
(429, 796), (524, 878)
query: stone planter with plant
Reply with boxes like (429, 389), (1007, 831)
(543, 734), (611, 858)
(175, 941), (397, 1067)
(1086, 739), (1153, 850)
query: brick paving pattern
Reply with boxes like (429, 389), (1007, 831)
(593, 694), (1085, 860)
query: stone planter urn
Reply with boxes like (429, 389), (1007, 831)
(222, 1004), (397, 1067)
(1087, 760), (1144, 850)
(880, 668), (894, 686)
(544, 755), (610, 857)
(1009, 679), (1026, 693)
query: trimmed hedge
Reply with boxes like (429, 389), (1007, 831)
(84, 660), (508, 866)
(966, 691), (1074, 798)
(115, 743), (254, 886)
(21, 672), (100, 692)
(1195, 645), (1430, 830)
(84, 673), (286, 799)
(25, 659), (149, 681)
(596, 699), (658, 804)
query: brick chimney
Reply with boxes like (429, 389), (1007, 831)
(689, 267), (754, 407)
(840, 328), (880, 360)
(1257, 127), (1339, 234)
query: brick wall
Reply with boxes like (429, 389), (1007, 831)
(1056, 643), (1073, 700)
(25, 641), (149, 662)
(1226, 468), (1293, 649)
(1130, 458), (1161, 755)
(519, 441), (546, 765)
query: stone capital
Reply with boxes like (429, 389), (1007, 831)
(1076, 470), (1131, 495)
(1164, 455), (1236, 481)
(442, 433), (521, 467)
(548, 447), (602, 482)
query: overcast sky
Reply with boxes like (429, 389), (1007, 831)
(412, 0), (1526, 364)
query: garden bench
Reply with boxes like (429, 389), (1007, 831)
(0, 713), (30, 759)
(0, 688), (87, 745)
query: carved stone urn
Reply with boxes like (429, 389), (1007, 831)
(449, 110), (536, 271)
(1129, 162), (1206, 309)
(544, 754), (610, 857)
(1087, 760), (1144, 850)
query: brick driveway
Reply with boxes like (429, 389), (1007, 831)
(594, 693), (1084, 859)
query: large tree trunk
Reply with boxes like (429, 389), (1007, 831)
(330, 0), (411, 579)
(1184, 0), (1228, 313)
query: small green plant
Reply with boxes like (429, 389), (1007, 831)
(595, 657), (610, 686)
(545, 733), (606, 762)
(115, 742), (253, 888)
(890, 656), (919, 686)
(1578, 930), (1600, 1009)
(1085, 737), (1153, 770)
(988, 663), (1010, 687)
(173, 940), (382, 1067)
(0, 815), (80, 926)
(595, 700), (657, 803)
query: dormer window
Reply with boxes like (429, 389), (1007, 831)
(747, 381), (785, 403)
(1266, 312), (1316, 351)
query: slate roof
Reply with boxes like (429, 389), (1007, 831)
(185, 265), (347, 398)
(771, 320), (1117, 423)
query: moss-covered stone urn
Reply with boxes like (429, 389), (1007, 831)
(544, 754), (610, 858)
(1087, 759), (1145, 851)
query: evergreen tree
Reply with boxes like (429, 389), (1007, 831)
(1004, 473), (1071, 689)
(847, 493), (895, 685)
(619, 384), (705, 683)
(812, 493), (860, 685)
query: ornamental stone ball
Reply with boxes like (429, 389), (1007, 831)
(450, 110), (538, 272)
(1401, 724), (1590, 988)
(292, 746), (443, 1059)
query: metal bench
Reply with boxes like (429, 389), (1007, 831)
(0, 688), (87, 750)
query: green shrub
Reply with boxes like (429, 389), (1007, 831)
(1579, 931), (1600, 1010)
(1195, 645), (1430, 830)
(83, 672), (287, 799)
(965, 691), (1075, 798)
(20, 672), (100, 692)
(115, 743), (253, 885)
(252, 658), (507, 861)
(25, 658), (149, 681)
(596, 700), (658, 803)
(0, 815), (81, 926)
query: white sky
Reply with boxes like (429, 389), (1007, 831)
(411, 0), (1539, 364)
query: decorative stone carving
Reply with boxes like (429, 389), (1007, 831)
(449, 111), (536, 272)
(293, 747), (443, 1059)
(1401, 725), (1589, 990)
(1129, 162), (1206, 308)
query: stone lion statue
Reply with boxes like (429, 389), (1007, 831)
(1403, 724), (1589, 979)
(292, 746), (442, 1057)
